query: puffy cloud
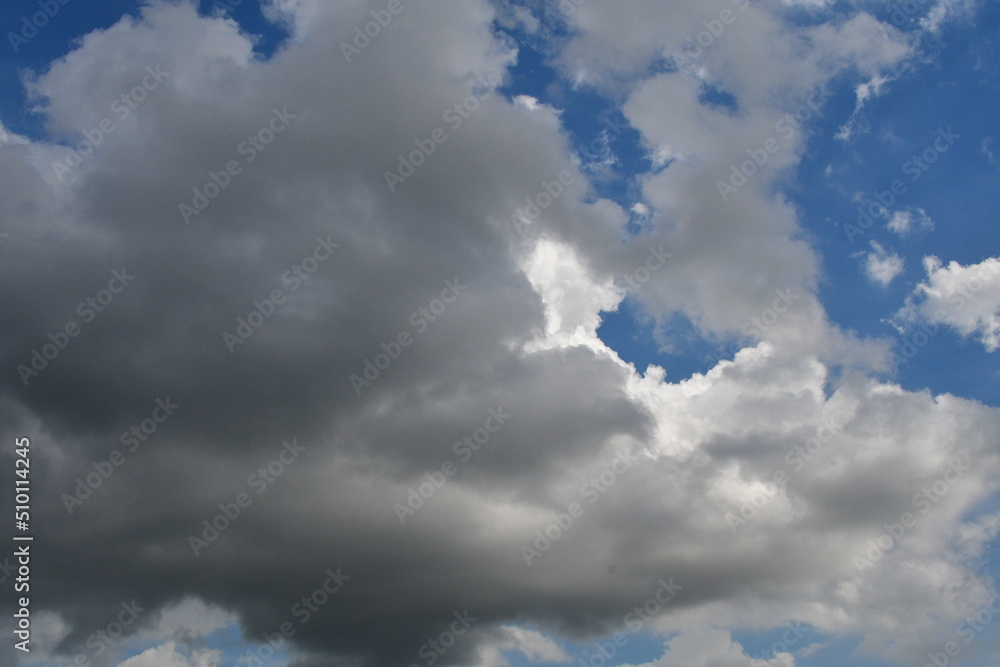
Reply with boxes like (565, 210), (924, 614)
(117, 641), (221, 667)
(897, 255), (1000, 351)
(861, 241), (904, 287)
(475, 625), (572, 667)
(624, 627), (796, 667)
(0, 2), (997, 667)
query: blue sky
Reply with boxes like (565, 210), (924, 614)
(3, 1), (1000, 666)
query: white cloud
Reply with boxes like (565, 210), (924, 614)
(921, 0), (982, 33)
(117, 641), (221, 667)
(0, 121), (29, 146)
(522, 237), (625, 351)
(624, 627), (796, 667)
(897, 255), (1000, 351)
(134, 598), (236, 644)
(476, 625), (572, 666)
(861, 241), (904, 287)
(514, 94), (543, 112)
(837, 73), (894, 140)
(887, 206), (933, 235)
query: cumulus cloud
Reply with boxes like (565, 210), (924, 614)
(897, 255), (1000, 351)
(117, 641), (221, 667)
(476, 625), (572, 667)
(624, 627), (796, 667)
(0, 2), (996, 667)
(860, 241), (904, 287)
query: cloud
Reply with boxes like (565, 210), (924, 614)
(117, 641), (221, 667)
(476, 625), (572, 666)
(860, 241), (904, 287)
(0, 121), (29, 147)
(623, 627), (796, 666)
(897, 255), (1000, 351)
(921, 0), (983, 33)
(0, 2), (997, 667)
(982, 137), (996, 164)
(886, 206), (933, 235)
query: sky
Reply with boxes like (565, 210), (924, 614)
(1, 0), (1000, 666)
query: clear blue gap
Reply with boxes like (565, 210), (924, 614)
(495, 36), (654, 215)
(699, 82), (739, 113)
(789, 3), (1000, 407)
(596, 300), (734, 379)
(596, 299), (663, 374)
